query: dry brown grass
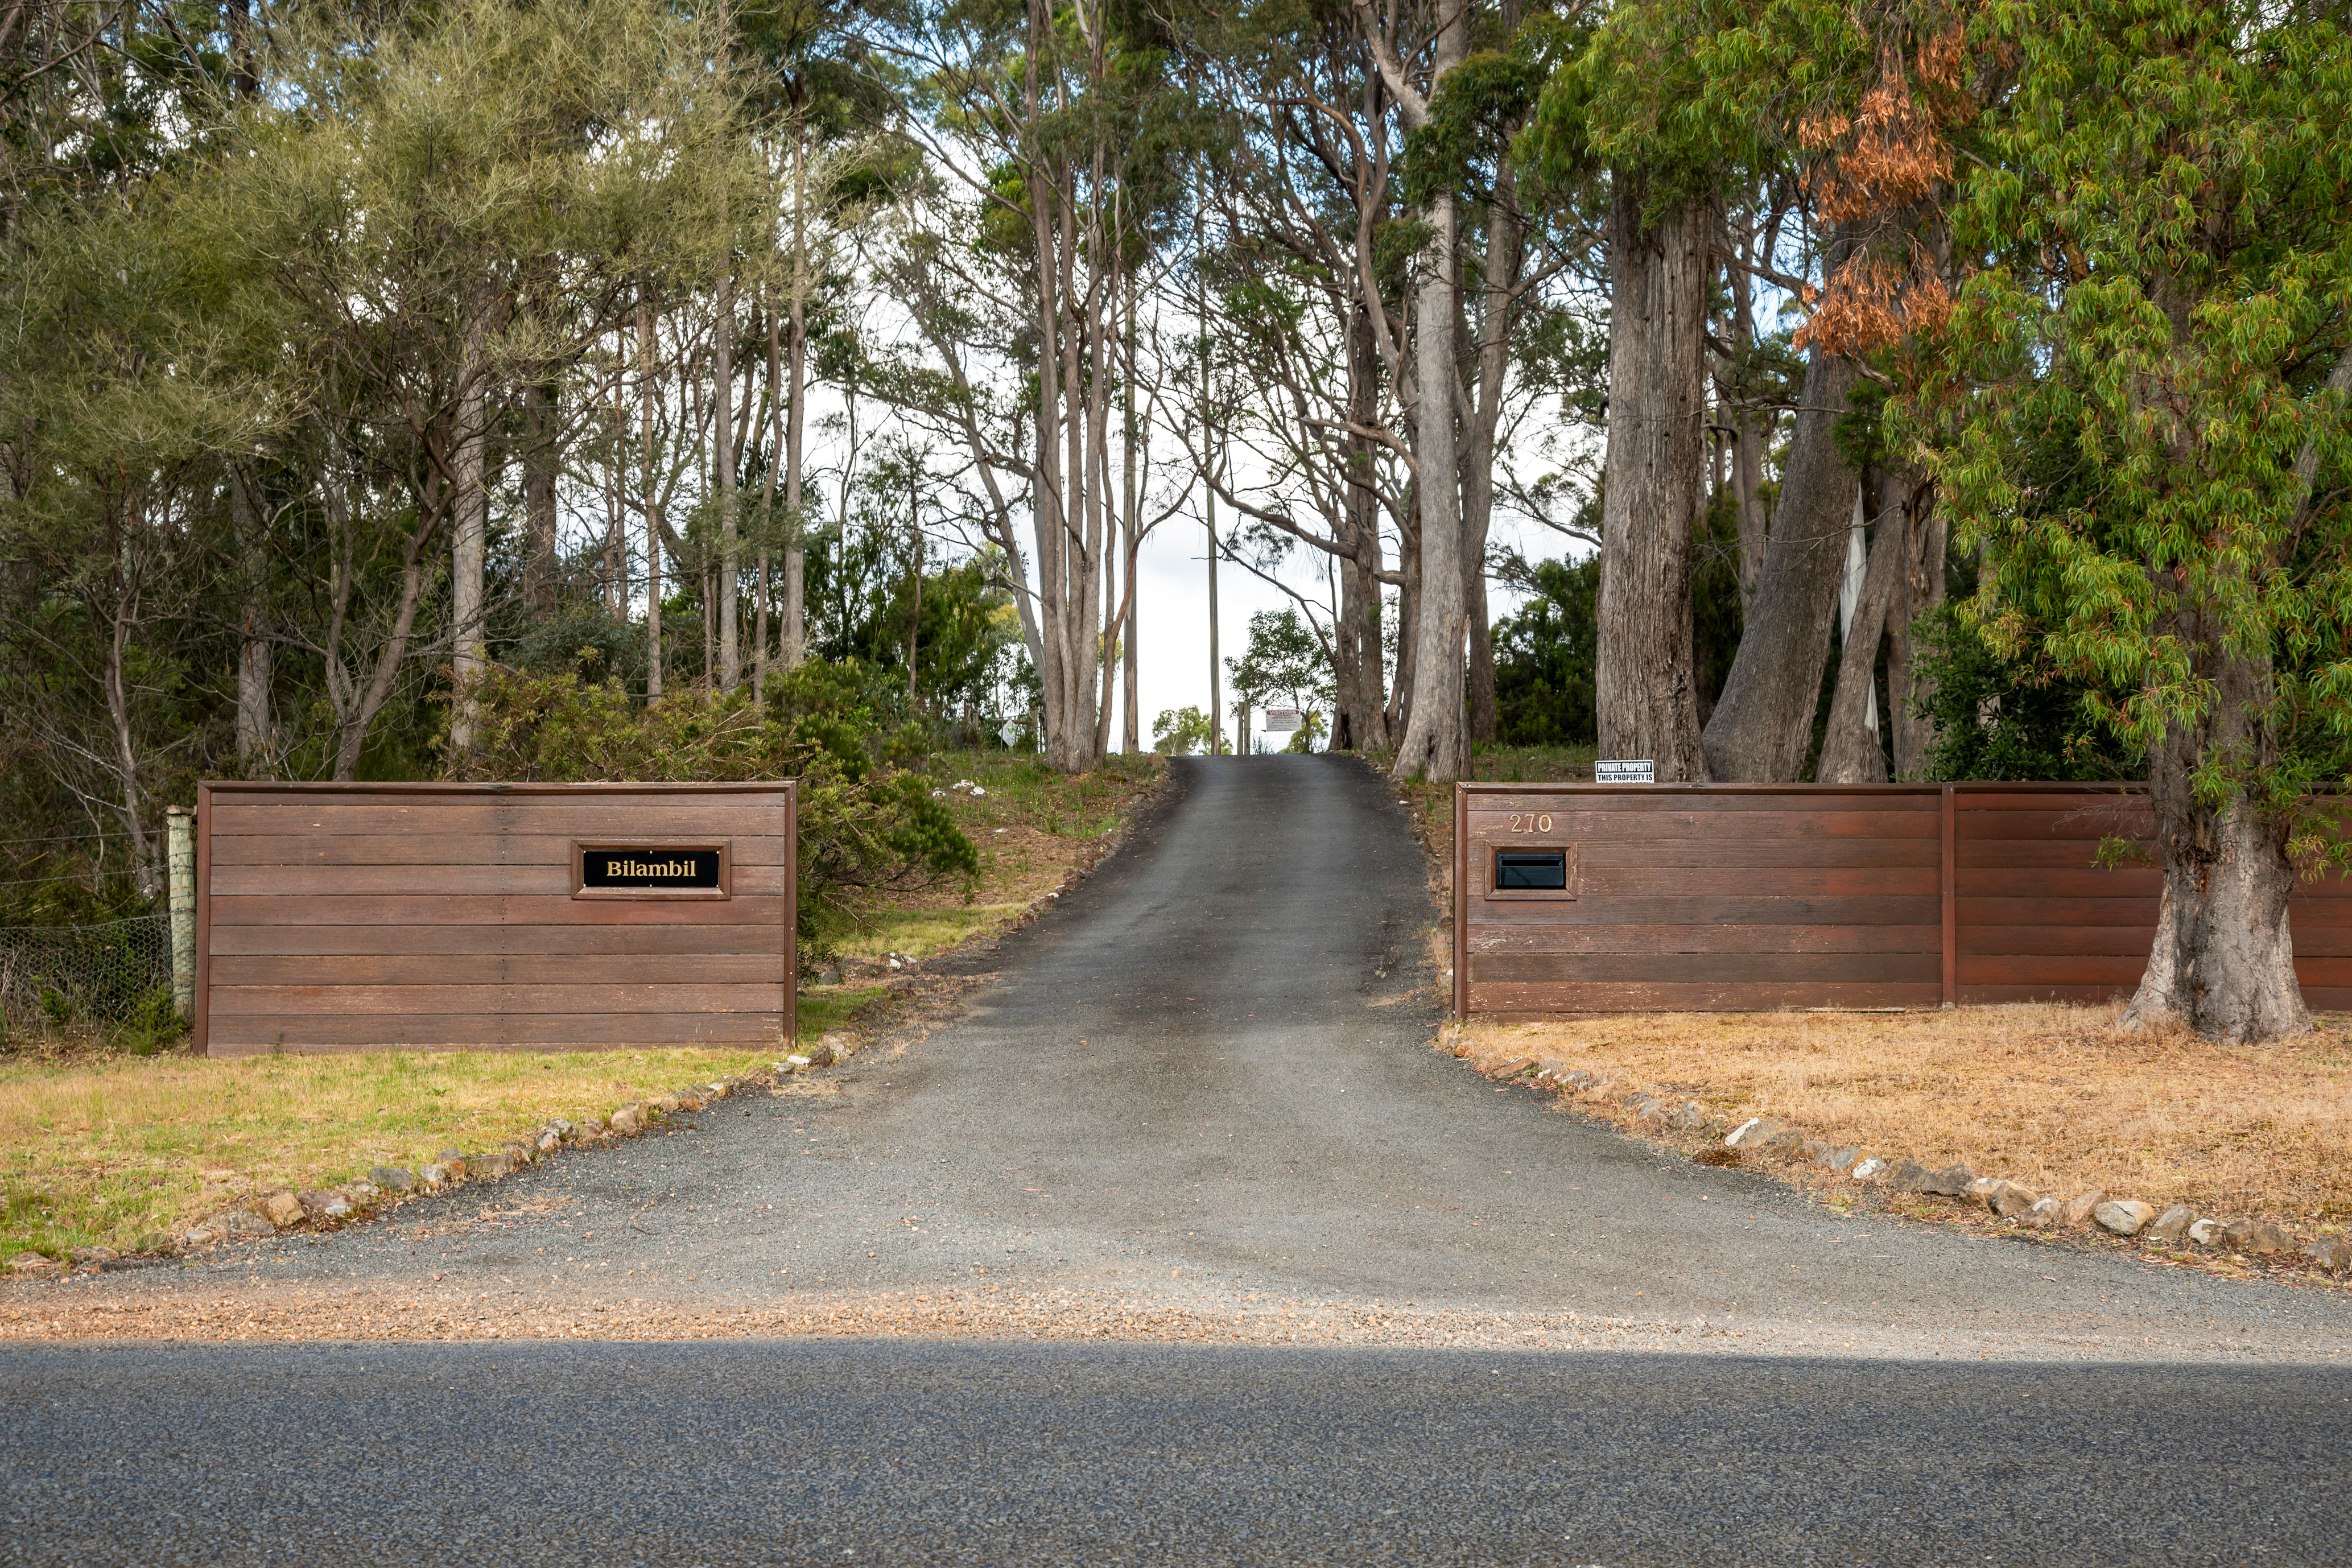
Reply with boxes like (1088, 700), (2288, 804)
(1453, 1005), (2352, 1232)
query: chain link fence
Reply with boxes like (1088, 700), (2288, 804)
(0, 914), (175, 1030)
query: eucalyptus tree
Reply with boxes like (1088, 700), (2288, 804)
(1914, 0), (2352, 1042)
(882, 0), (1189, 772)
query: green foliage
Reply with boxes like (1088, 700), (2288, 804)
(448, 660), (977, 971)
(1152, 705), (1212, 756)
(1227, 609), (1332, 742)
(1908, 603), (2138, 783)
(1909, 0), (2352, 822)
(1492, 557), (1599, 746)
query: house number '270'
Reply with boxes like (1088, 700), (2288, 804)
(1507, 812), (1554, 832)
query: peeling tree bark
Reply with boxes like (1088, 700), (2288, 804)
(1594, 176), (1710, 782)
(1700, 347), (1860, 780)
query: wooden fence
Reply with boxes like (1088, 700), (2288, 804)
(1453, 782), (2352, 1016)
(195, 781), (795, 1056)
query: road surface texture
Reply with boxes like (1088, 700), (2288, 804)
(5, 756), (2347, 1564)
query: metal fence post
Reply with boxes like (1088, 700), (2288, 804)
(167, 808), (195, 1018)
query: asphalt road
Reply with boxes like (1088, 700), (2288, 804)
(5, 755), (2349, 1564)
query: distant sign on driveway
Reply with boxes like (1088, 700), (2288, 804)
(1262, 708), (1302, 733)
(1594, 758), (1655, 784)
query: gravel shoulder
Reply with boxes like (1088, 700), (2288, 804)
(7, 754), (2352, 1364)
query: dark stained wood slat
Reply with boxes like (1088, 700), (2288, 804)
(208, 863), (789, 898)
(1464, 791), (1937, 812)
(1954, 839), (2144, 869)
(1955, 868), (2164, 898)
(1960, 925), (2157, 958)
(1464, 810), (1938, 840)
(1465, 923), (1942, 955)
(211, 953), (787, 986)
(1467, 980), (1941, 1013)
(1463, 895), (1942, 927)
(1567, 865), (1940, 898)
(1470, 951), (1941, 984)
(210, 801), (788, 837)
(211, 833), (790, 868)
(205, 925), (789, 957)
(1958, 984), (2135, 1005)
(205, 1013), (791, 1052)
(209, 894), (788, 927)
(1573, 839), (1941, 869)
(209, 983), (788, 1017)
(1955, 896), (2164, 927)
(1955, 814), (2156, 841)
(1958, 955), (2148, 986)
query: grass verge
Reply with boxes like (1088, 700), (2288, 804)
(1447, 1004), (2352, 1281)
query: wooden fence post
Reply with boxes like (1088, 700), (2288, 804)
(1941, 783), (1958, 1009)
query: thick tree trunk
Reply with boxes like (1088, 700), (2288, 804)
(1388, 2), (1466, 783)
(639, 296), (663, 700)
(1700, 347), (1860, 779)
(1816, 490), (1900, 783)
(1594, 177), (1710, 782)
(1338, 301), (1388, 752)
(2122, 640), (2309, 1042)
(1884, 472), (1945, 779)
(782, 123), (809, 669)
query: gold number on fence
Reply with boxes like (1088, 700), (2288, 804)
(1504, 813), (1555, 833)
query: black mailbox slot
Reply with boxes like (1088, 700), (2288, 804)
(1495, 849), (1568, 890)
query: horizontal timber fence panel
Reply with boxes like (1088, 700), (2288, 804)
(1453, 782), (2352, 1016)
(196, 782), (795, 1056)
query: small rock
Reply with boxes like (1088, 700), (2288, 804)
(1800, 1140), (1829, 1161)
(2147, 1204), (2197, 1244)
(371, 1167), (416, 1193)
(258, 1191), (306, 1228)
(1727, 1117), (1797, 1151)
(537, 1129), (564, 1154)
(472, 1153), (515, 1180)
(419, 1163), (451, 1190)
(650, 1094), (681, 1115)
(2222, 1218), (2258, 1251)
(1492, 1057), (1540, 1080)
(2188, 1218), (2225, 1247)
(8, 1252), (59, 1273)
(298, 1191), (352, 1220)
(719, 1078), (748, 1095)
(1967, 1176), (2003, 1200)
(345, 1181), (381, 1202)
(1848, 1157), (1889, 1182)
(2094, 1199), (2155, 1237)
(1987, 1182), (2041, 1219)
(1917, 1163), (1975, 1198)
(2027, 1196), (2064, 1228)
(69, 1247), (119, 1264)
(2063, 1191), (2107, 1227)
(2304, 1236), (2350, 1273)
(181, 1220), (224, 1246)
(807, 1043), (839, 1070)
(1821, 1146), (1862, 1174)
(439, 1149), (463, 1163)
(609, 1105), (642, 1136)
(673, 1095), (705, 1113)
(224, 1212), (274, 1239)
(1666, 1101), (1707, 1131)
(2243, 1222), (2292, 1257)
(1887, 1160), (1932, 1191)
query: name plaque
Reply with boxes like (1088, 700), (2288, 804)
(574, 842), (730, 899)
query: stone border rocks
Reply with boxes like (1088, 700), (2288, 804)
(1450, 1030), (2350, 1287)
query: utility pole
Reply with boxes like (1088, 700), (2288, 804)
(1199, 161), (1222, 758)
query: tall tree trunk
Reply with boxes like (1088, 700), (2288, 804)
(523, 379), (557, 618)
(1460, 65), (1522, 748)
(447, 350), (489, 753)
(1817, 488), (1900, 783)
(229, 467), (271, 769)
(782, 120), (809, 668)
(1700, 346), (1860, 779)
(716, 273), (740, 691)
(1338, 300), (1388, 751)
(1594, 177), (1710, 781)
(639, 295), (663, 700)
(2123, 635), (2309, 1042)
(1389, 3), (1467, 783)
(1884, 471), (1945, 779)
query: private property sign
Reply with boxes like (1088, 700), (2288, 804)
(1262, 708), (1302, 732)
(1594, 759), (1655, 783)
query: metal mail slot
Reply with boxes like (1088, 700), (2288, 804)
(1494, 848), (1569, 890)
